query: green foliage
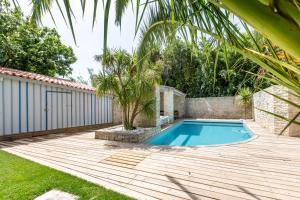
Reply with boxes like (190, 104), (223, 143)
(161, 39), (269, 97)
(0, 150), (133, 200)
(0, 2), (76, 77)
(28, 0), (300, 129)
(131, 0), (300, 129)
(238, 87), (253, 118)
(94, 49), (162, 130)
(70, 68), (97, 86)
(71, 75), (89, 85)
(238, 87), (252, 105)
(87, 68), (98, 87)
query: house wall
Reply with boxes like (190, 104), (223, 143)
(185, 96), (252, 119)
(174, 95), (185, 118)
(253, 85), (300, 136)
(163, 88), (174, 122)
(160, 93), (164, 112)
(0, 75), (113, 137)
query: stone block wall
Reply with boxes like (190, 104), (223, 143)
(95, 125), (161, 143)
(185, 96), (252, 119)
(253, 85), (300, 136)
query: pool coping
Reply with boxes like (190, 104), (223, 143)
(142, 119), (259, 149)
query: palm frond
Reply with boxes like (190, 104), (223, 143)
(92, 0), (99, 29)
(103, 0), (112, 51)
(255, 107), (300, 127)
(115, 0), (130, 27)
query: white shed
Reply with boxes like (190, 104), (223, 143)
(0, 67), (112, 138)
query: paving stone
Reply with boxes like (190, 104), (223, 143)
(34, 189), (79, 200)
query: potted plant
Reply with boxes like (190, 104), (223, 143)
(94, 49), (162, 130)
(238, 87), (253, 119)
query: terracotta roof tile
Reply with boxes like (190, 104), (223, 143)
(0, 67), (95, 92)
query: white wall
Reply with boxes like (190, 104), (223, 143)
(185, 96), (252, 119)
(0, 75), (112, 136)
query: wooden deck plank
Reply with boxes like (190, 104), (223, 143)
(1, 120), (300, 200)
(5, 144), (299, 200)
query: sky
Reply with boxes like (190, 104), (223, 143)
(16, 1), (246, 85)
(18, 1), (138, 83)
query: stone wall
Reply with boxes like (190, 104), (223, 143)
(185, 96), (252, 119)
(95, 125), (160, 143)
(253, 85), (300, 136)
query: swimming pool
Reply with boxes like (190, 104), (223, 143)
(146, 120), (253, 146)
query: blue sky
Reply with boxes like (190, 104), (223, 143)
(18, 1), (138, 82)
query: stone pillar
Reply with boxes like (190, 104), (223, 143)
(253, 85), (300, 137)
(163, 88), (174, 122)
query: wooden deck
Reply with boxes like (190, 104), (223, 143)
(1, 120), (300, 200)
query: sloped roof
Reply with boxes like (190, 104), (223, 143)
(159, 85), (186, 96)
(0, 67), (95, 92)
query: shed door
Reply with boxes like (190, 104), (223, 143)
(46, 90), (72, 130)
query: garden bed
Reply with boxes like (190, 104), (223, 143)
(95, 125), (160, 143)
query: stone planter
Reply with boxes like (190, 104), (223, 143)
(95, 125), (161, 143)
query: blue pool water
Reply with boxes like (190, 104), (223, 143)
(146, 120), (252, 146)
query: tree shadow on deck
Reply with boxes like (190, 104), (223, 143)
(237, 186), (263, 200)
(166, 175), (201, 200)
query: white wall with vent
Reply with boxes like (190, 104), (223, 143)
(0, 75), (112, 136)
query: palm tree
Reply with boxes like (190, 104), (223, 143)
(216, 0), (300, 61)
(94, 49), (162, 130)
(29, 0), (300, 128)
(132, 1), (300, 129)
(29, 1), (300, 60)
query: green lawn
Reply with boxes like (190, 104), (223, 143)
(0, 150), (133, 200)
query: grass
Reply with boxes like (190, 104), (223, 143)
(0, 150), (133, 200)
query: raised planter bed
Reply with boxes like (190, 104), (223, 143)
(95, 125), (161, 143)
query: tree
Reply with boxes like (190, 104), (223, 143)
(87, 67), (98, 87)
(28, 0), (300, 92)
(71, 76), (88, 85)
(161, 38), (269, 97)
(133, 1), (300, 129)
(217, 0), (300, 62)
(30, 0), (300, 127)
(94, 49), (162, 130)
(0, 1), (76, 77)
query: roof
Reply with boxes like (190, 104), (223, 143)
(0, 67), (95, 92)
(159, 85), (186, 96)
